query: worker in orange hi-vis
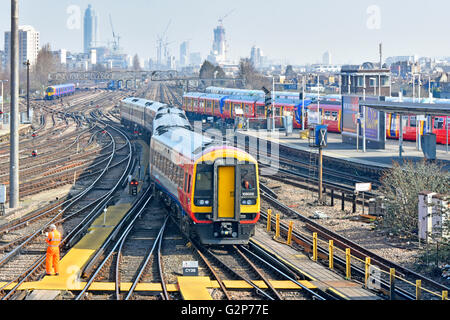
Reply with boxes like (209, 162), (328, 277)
(45, 224), (61, 276)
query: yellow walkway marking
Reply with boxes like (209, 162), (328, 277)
(178, 277), (214, 300)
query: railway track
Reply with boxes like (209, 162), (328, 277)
(259, 186), (449, 300)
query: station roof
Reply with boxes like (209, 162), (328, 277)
(361, 100), (450, 116)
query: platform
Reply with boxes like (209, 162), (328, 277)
(237, 129), (450, 170)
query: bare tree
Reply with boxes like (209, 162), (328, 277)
(238, 58), (270, 90)
(32, 43), (60, 90)
(379, 160), (449, 237)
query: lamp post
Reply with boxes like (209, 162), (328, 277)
(10, 0), (20, 209)
(363, 75), (366, 153)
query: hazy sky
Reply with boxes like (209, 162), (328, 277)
(1, 0), (450, 65)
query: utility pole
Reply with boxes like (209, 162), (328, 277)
(10, 0), (20, 208)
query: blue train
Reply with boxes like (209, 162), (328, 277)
(45, 83), (75, 100)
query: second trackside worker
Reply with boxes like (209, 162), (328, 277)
(45, 224), (61, 276)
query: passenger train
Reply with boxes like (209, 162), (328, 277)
(45, 83), (76, 100)
(120, 97), (261, 245)
(183, 87), (450, 144)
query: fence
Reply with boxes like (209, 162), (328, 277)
(265, 209), (449, 300)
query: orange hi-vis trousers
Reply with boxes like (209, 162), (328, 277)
(46, 247), (60, 275)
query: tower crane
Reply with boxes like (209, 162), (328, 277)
(218, 9), (235, 25)
(109, 14), (121, 53)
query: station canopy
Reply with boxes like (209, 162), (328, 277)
(360, 99), (450, 116)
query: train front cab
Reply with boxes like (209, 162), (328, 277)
(191, 153), (260, 245)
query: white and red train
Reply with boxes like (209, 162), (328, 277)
(182, 87), (450, 144)
(120, 97), (260, 245)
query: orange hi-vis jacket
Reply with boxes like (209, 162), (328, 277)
(46, 230), (61, 248)
(45, 229), (61, 275)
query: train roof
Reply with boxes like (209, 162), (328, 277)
(121, 97), (168, 112)
(184, 92), (207, 98)
(153, 112), (192, 136)
(153, 126), (213, 159)
(49, 83), (75, 89)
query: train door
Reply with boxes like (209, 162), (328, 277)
(217, 166), (235, 219)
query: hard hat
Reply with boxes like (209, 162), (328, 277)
(49, 224), (56, 230)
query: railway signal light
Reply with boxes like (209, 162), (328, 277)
(130, 179), (139, 196)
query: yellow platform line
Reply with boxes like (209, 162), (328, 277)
(0, 279), (315, 293)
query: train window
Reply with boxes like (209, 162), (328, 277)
(275, 107), (282, 116)
(184, 172), (188, 192)
(331, 112), (338, 120)
(325, 111), (331, 117)
(187, 175), (192, 193)
(194, 164), (213, 197)
(256, 106), (265, 116)
(410, 116), (417, 128)
(241, 164), (256, 191)
(434, 117), (444, 129)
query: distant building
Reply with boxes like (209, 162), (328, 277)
(207, 23), (229, 65)
(322, 51), (331, 65)
(250, 46), (263, 69)
(310, 64), (340, 73)
(51, 49), (67, 65)
(340, 62), (392, 96)
(390, 60), (420, 78)
(180, 41), (190, 67)
(4, 25), (40, 67)
(189, 52), (202, 66)
(83, 5), (99, 54)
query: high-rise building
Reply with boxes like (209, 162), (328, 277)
(180, 41), (190, 67)
(322, 51), (331, 65)
(4, 25), (40, 67)
(83, 5), (99, 53)
(207, 24), (228, 64)
(250, 46), (263, 68)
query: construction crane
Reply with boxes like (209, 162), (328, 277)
(157, 20), (171, 66)
(109, 14), (121, 53)
(218, 9), (235, 25)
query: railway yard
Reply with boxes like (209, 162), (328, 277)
(0, 82), (447, 305)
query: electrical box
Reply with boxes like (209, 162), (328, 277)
(418, 192), (449, 243)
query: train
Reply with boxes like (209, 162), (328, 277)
(45, 83), (76, 100)
(183, 87), (450, 144)
(120, 97), (261, 245)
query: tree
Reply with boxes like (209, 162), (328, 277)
(238, 58), (271, 90)
(32, 43), (60, 90)
(132, 54), (141, 71)
(199, 60), (216, 79)
(285, 65), (296, 80)
(379, 160), (449, 237)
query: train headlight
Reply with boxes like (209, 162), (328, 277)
(241, 199), (256, 205)
(199, 200), (205, 206)
(204, 200), (210, 206)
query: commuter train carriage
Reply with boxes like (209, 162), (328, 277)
(386, 114), (449, 144)
(120, 97), (168, 135)
(150, 108), (260, 245)
(45, 83), (75, 100)
(182, 91), (312, 128)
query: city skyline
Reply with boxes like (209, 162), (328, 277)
(1, 0), (450, 66)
